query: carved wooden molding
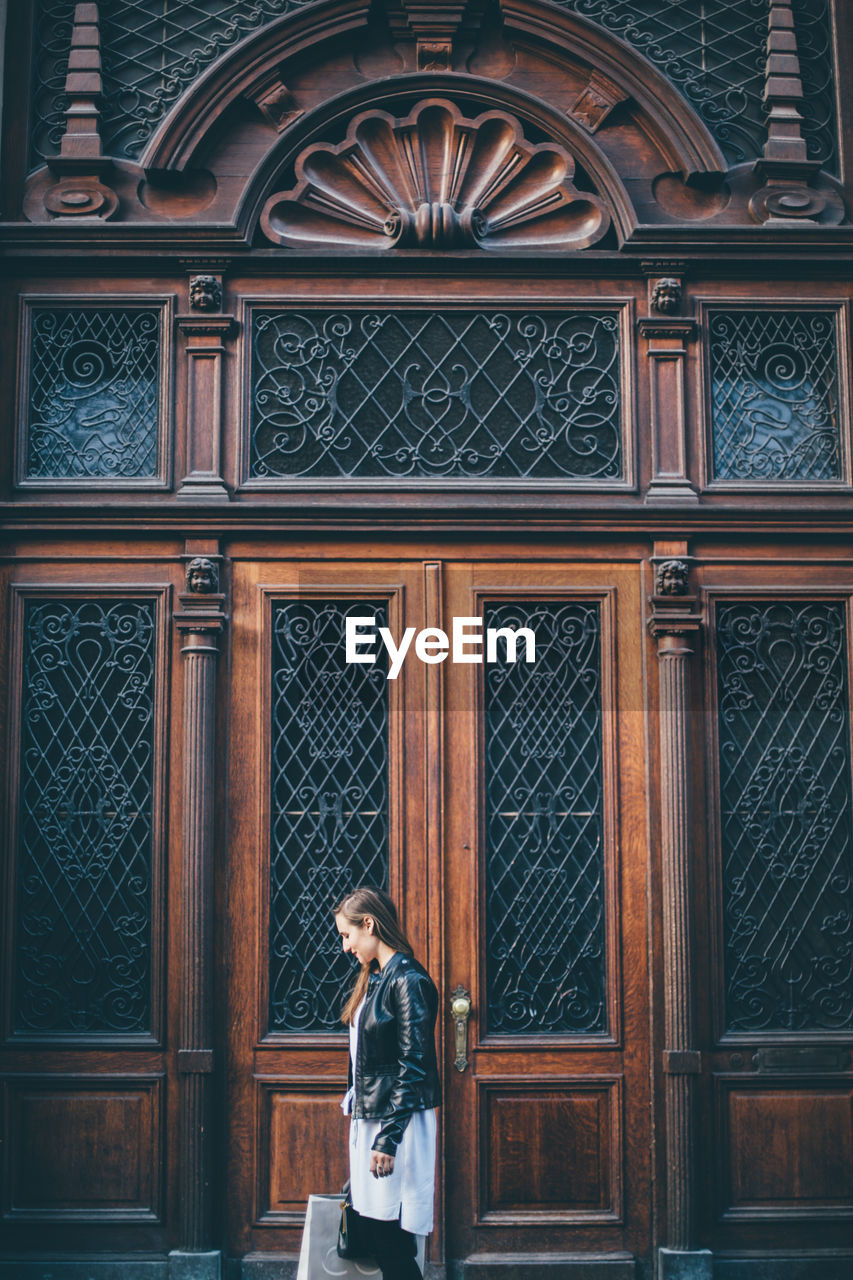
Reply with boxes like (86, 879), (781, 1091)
(260, 97), (610, 251)
(385, 0), (470, 43)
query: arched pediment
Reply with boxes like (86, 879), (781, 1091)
(141, 0), (725, 184)
(128, 0), (733, 247)
(248, 84), (627, 248)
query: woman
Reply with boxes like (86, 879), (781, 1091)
(334, 886), (440, 1280)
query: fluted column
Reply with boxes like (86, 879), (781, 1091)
(171, 554), (226, 1279)
(648, 552), (710, 1280)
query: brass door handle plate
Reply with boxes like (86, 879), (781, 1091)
(450, 985), (472, 1072)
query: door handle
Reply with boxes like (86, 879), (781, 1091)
(450, 985), (472, 1072)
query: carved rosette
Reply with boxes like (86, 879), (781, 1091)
(260, 98), (610, 251)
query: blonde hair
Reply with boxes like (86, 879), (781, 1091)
(334, 886), (414, 1024)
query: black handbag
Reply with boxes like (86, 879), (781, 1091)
(337, 1180), (374, 1261)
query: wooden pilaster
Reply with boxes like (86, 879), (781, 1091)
(641, 266), (698, 506)
(648, 548), (710, 1280)
(176, 289), (236, 502)
(173, 553), (226, 1261)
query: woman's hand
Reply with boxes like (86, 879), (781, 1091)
(370, 1151), (395, 1179)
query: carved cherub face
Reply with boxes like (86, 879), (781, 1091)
(656, 559), (689, 596)
(189, 275), (221, 312)
(651, 278), (681, 315)
(186, 557), (218, 594)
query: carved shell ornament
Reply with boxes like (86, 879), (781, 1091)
(260, 98), (610, 251)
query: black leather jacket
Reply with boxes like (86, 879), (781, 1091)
(348, 950), (440, 1156)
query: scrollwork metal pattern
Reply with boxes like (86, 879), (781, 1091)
(557, 1), (837, 170)
(28, 1), (837, 173)
(30, 0), (317, 165)
(15, 599), (157, 1034)
(715, 601), (853, 1032)
(269, 600), (389, 1032)
(555, 0), (769, 164)
(250, 311), (622, 481)
(26, 308), (161, 481)
(708, 310), (841, 482)
(791, 0), (839, 173)
(484, 602), (607, 1035)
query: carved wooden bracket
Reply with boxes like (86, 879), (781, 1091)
(260, 97), (610, 251)
(568, 70), (628, 134)
(45, 2), (118, 220)
(648, 549), (701, 638)
(248, 71), (304, 133)
(647, 589), (701, 640)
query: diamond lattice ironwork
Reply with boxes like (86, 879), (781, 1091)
(715, 601), (853, 1033)
(29, 0), (317, 164)
(484, 602), (607, 1035)
(558, 1), (837, 170)
(26, 308), (161, 481)
(250, 311), (623, 481)
(14, 599), (157, 1035)
(708, 310), (841, 482)
(557, 0), (769, 163)
(791, 0), (838, 173)
(269, 600), (389, 1032)
(28, 1), (837, 173)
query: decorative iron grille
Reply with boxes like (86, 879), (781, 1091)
(556, 0), (768, 163)
(14, 599), (157, 1035)
(715, 601), (853, 1033)
(791, 0), (839, 173)
(269, 600), (389, 1032)
(484, 602), (607, 1035)
(30, 0), (317, 164)
(29, 2), (837, 173)
(708, 310), (842, 482)
(25, 307), (162, 482)
(250, 311), (623, 481)
(556, 1), (837, 170)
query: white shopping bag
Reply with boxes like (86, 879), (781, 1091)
(296, 1194), (424, 1280)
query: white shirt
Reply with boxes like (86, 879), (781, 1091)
(342, 996), (437, 1235)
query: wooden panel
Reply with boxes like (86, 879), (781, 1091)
(2, 1075), (163, 1221)
(255, 1081), (349, 1224)
(718, 1079), (853, 1220)
(479, 1081), (622, 1224)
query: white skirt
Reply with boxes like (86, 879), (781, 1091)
(344, 997), (437, 1236)
(347, 1108), (437, 1236)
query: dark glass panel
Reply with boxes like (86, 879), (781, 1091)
(27, 308), (161, 481)
(251, 311), (622, 481)
(716, 601), (853, 1033)
(269, 600), (389, 1032)
(15, 599), (157, 1035)
(708, 310), (841, 482)
(484, 602), (607, 1035)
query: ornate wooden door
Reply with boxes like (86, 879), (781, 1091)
(442, 559), (651, 1265)
(224, 547), (651, 1269)
(224, 554), (435, 1260)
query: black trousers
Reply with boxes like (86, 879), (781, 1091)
(363, 1213), (423, 1280)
